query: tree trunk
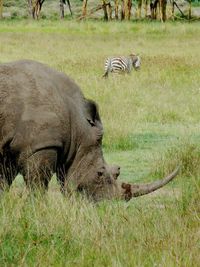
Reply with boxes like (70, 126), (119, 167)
(107, 2), (112, 20)
(171, 0), (175, 20)
(125, 0), (132, 20)
(28, 0), (45, 19)
(60, 0), (65, 19)
(144, 0), (148, 17)
(150, 1), (154, 18)
(0, 0), (3, 19)
(128, 0), (132, 20)
(32, 0), (36, 19)
(66, 0), (72, 16)
(102, 0), (108, 21)
(137, 0), (142, 19)
(82, 0), (88, 17)
(121, 0), (125, 20)
(188, 0), (192, 20)
(27, 0), (32, 17)
(154, 0), (159, 19)
(160, 0), (167, 21)
(114, 0), (119, 19)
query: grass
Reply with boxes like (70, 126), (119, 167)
(0, 20), (200, 266)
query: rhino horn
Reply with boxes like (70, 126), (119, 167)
(120, 166), (180, 201)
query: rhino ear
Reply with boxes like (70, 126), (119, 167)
(85, 99), (101, 127)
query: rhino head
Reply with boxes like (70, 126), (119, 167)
(77, 164), (179, 202)
(63, 99), (179, 201)
(65, 151), (179, 201)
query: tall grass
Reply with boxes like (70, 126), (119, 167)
(0, 21), (199, 266)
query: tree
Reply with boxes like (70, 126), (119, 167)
(125, 0), (132, 20)
(144, 0), (148, 17)
(0, 0), (3, 19)
(102, 0), (109, 20)
(60, 0), (72, 19)
(137, 0), (142, 19)
(114, 0), (119, 19)
(150, 0), (167, 21)
(160, 0), (167, 22)
(28, 0), (45, 19)
(80, 0), (112, 21)
(188, 0), (192, 19)
(60, 0), (65, 18)
(121, 0), (125, 20)
(82, 0), (88, 17)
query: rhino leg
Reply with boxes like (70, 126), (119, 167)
(56, 166), (67, 194)
(0, 154), (18, 193)
(22, 149), (57, 192)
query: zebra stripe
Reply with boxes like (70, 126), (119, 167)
(103, 55), (141, 78)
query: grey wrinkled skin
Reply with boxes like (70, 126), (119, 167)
(0, 60), (121, 200)
(0, 60), (179, 201)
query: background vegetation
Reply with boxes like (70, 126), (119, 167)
(0, 20), (199, 266)
(0, 0), (200, 20)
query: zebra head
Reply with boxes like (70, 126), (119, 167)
(130, 54), (141, 70)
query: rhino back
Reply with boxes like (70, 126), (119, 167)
(0, 60), (85, 154)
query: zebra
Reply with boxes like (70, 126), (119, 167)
(103, 54), (141, 78)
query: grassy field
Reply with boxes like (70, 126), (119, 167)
(0, 20), (200, 266)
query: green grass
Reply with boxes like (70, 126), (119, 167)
(0, 20), (200, 266)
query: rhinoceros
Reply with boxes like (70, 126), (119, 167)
(0, 60), (179, 201)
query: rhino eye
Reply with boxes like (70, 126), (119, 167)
(77, 184), (84, 192)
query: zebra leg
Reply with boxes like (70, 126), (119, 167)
(0, 153), (18, 194)
(103, 58), (112, 78)
(102, 70), (109, 78)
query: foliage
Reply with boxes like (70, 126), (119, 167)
(1, 0), (200, 20)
